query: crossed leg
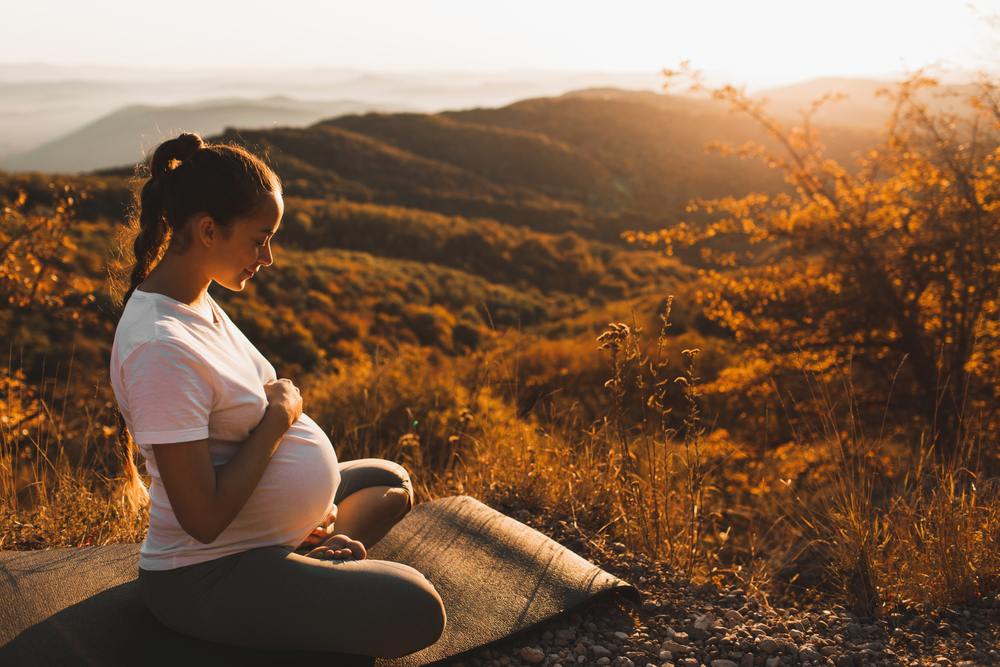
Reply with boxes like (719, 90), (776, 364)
(331, 484), (411, 548)
(328, 458), (413, 549)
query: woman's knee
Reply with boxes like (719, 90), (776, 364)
(337, 458), (414, 507)
(384, 485), (411, 520)
(383, 577), (446, 658)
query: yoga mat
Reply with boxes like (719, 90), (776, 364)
(0, 495), (639, 667)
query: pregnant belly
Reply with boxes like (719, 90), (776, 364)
(142, 414), (340, 568)
(237, 415), (341, 544)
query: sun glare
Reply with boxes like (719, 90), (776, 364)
(2, 0), (998, 85)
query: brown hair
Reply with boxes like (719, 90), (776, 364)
(118, 133), (281, 509)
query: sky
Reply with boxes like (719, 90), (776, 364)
(4, 0), (1000, 87)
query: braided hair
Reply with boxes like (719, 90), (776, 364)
(118, 133), (280, 509)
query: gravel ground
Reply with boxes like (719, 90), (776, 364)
(451, 508), (1000, 667)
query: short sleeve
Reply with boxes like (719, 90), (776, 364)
(121, 340), (214, 445)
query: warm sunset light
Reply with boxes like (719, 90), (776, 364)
(3, 0), (998, 85)
(4, 1), (1000, 665)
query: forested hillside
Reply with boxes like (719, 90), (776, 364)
(1, 85), (882, 422)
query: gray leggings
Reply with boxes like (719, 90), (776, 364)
(138, 459), (446, 659)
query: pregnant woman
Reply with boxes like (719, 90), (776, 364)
(111, 133), (445, 658)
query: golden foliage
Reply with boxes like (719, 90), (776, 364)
(0, 186), (98, 317)
(630, 71), (1000, 452)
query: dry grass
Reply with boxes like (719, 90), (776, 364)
(2, 313), (999, 617)
(0, 360), (146, 550)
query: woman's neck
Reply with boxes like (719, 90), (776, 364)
(138, 251), (211, 307)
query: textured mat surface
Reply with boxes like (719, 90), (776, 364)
(0, 495), (638, 667)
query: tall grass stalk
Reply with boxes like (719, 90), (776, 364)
(1, 355), (146, 550)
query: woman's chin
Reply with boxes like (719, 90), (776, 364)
(214, 278), (248, 292)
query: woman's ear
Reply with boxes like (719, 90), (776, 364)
(193, 215), (219, 248)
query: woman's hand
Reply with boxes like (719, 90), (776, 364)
(152, 382), (303, 545)
(296, 504), (338, 551)
(263, 378), (302, 427)
(304, 534), (367, 561)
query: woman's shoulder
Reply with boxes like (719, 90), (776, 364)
(114, 292), (209, 363)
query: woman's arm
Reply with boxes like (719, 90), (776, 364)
(152, 378), (302, 544)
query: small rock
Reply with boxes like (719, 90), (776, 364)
(712, 660), (739, 667)
(626, 652), (644, 662)
(556, 629), (576, 641)
(611, 542), (627, 553)
(836, 657), (853, 667)
(661, 642), (687, 654)
(681, 659), (699, 667)
(520, 648), (544, 665)
(765, 658), (781, 667)
(615, 631), (630, 641)
(659, 651), (673, 662)
(613, 656), (634, 667)
(725, 611), (744, 628)
(592, 646), (613, 658)
(695, 612), (717, 630)
(739, 654), (754, 667)
(597, 659), (611, 667)
(642, 601), (661, 613)
(789, 630), (804, 641)
(799, 645), (821, 663)
(756, 638), (778, 654)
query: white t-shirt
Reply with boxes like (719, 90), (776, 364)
(110, 289), (340, 570)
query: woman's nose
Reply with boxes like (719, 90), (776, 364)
(259, 241), (274, 266)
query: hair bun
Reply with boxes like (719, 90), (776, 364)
(150, 132), (205, 175)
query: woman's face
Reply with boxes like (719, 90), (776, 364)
(211, 191), (284, 291)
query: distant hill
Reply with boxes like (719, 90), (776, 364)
(216, 89), (880, 247)
(0, 79), (926, 379)
(324, 91), (877, 219)
(0, 66), (666, 159)
(1, 73), (964, 174)
(0, 97), (409, 172)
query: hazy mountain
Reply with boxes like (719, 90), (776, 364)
(0, 97), (411, 172)
(0, 68), (964, 178)
(0, 65), (666, 159)
(1, 61), (973, 171)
